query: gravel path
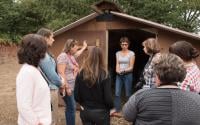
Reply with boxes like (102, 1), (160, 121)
(0, 56), (131, 125)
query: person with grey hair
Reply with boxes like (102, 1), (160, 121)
(122, 53), (200, 125)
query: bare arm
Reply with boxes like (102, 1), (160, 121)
(74, 41), (87, 58)
(57, 64), (71, 95)
(57, 64), (67, 85)
(124, 54), (135, 72)
(116, 53), (121, 74)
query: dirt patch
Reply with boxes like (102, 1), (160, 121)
(0, 56), (131, 125)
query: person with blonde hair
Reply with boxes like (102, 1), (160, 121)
(74, 47), (113, 125)
(136, 38), (161, 90)
(57, 39), (87, 125)
(169, 41), (200, 93)
(123, 53), (200, 125)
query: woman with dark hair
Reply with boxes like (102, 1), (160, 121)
(57, 39), (87, 125)
(74, 47), (113, 125)
(123, 53), (200, 125)
(16, 34), (51, 125)
(169, 41), (200, 93)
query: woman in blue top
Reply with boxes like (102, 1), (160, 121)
(113, 37), (135, 114)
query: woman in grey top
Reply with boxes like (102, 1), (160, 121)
(123, 53), (200, 125)
(112, 37), (135, 115)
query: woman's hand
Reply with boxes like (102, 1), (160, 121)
(65, 85), (72, 96)
(83, 40), (87, 49)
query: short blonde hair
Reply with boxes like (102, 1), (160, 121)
(143, 38), (160, 54)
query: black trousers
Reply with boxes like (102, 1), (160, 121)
(80, 108), (110, 125)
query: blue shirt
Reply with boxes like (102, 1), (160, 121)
(39, 53), (62, 89)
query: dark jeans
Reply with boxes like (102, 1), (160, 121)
(80, 108), (110, 125)
(63, 92), (76, 125)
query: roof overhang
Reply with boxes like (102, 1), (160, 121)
(111, 11), (200, 41)
(54, 11), (200, 41)
(54, 13), (98, 36)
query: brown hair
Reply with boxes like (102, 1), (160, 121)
(37, 28), (53, 38)
(154, 53), (186, 84)
(169, 41), (199, 62)
(81, 47), (108, 87)
(17, 34), (47, 67)
(142, 38), (160, 54)
(63, 39), (78, 53)
(120, 36), (130, 45)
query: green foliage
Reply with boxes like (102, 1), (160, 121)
(0, 0), (199, 44)
(116, 0), (200, 33)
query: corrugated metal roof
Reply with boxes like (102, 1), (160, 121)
(54, 11), (200, 41)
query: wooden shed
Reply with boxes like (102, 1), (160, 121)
(52, 1), (200, 83)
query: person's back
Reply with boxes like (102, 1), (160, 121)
(75, 70), (113, 110)
(74, 46), (113, 125)
(129, 88), (200, 125)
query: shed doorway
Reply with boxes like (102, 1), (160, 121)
(108, 29), (156, 91)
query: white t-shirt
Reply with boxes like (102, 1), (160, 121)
(116, 51), (135, 71)
(16, 64), (51, 125)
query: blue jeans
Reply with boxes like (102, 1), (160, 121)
(114, 73), (133, 112)
(63, 92), (76, 125)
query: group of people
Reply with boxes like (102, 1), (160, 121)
(16, 28), (200, 125)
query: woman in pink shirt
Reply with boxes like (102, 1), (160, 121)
(169, 41), (200, 93)
(57, 39), (87, 125)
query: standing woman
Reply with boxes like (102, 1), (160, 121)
(141, 38), (161, 89)
(74, 47), (113, 125)
(114, 37), (135, 114)
(37, 28), (64, 125)
(16, 34), (51, 125)
(57, 39), (87, 125)
(169, 41), (200, 93)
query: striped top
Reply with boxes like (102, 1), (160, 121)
(122, 88), (200, 125)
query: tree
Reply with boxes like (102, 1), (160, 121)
(116, 0), (200, 33)
(0, 0), (199, 44)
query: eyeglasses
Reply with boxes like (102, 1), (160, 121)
(121, 44), (128, 46)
